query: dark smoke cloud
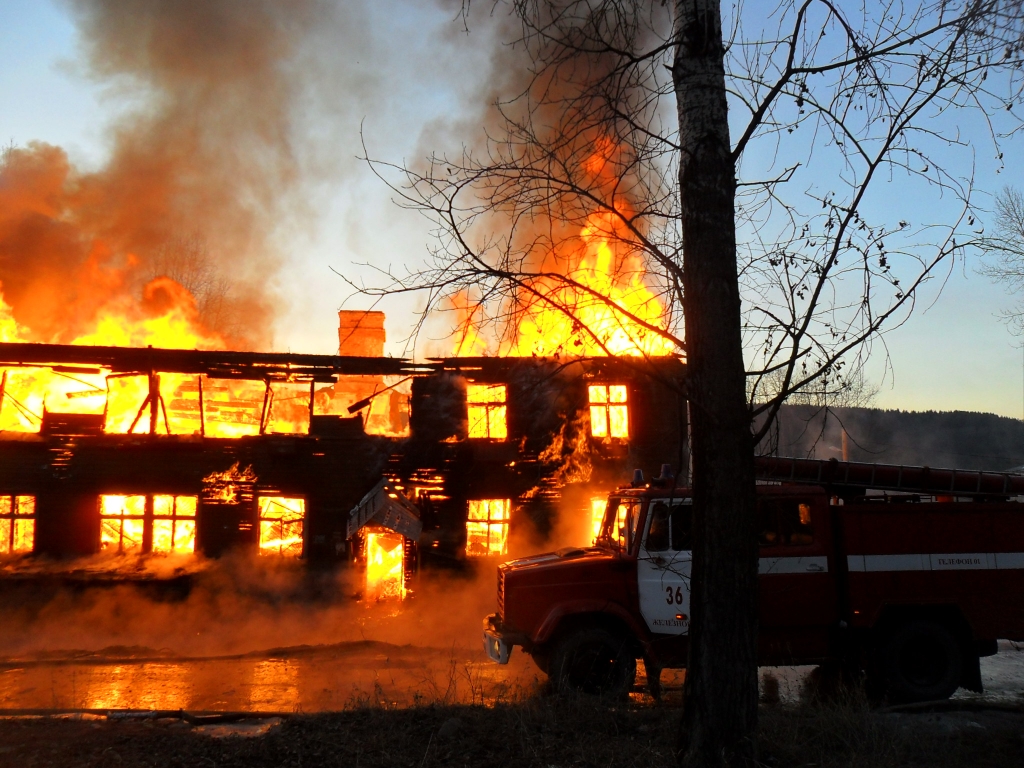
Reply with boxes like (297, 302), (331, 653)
(0, 0), (331, 348)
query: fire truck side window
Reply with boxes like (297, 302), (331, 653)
(646, 503), (670, 551)
(758, 499), (815, 546)
(783, 502), (814, 545)
(606, 500), (641, 551)
(627, 502), (642, 550)
(670, 502), (692, 551)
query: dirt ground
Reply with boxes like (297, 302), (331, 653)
(1, 696), (1022, 768)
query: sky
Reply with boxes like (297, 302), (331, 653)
(1, 0), (1023, 418)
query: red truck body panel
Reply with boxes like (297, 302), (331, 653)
(844, 501), (1024, 640)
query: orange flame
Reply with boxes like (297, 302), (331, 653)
(0, 276), (316, 437)
(441, 136), (677, 358)
(365, 530), (406, 600)
(499, 209), (676, 357)
(203, 463), (257, 505)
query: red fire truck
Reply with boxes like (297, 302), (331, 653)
(483, 458), (1024, 702)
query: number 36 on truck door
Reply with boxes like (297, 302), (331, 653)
(637, 499), (692, 635)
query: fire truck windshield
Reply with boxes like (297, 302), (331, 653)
(599, 497), (642, 552)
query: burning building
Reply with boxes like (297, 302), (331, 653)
(0, 311), (686, 596)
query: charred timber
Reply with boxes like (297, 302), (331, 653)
(0, 342), (433, 381)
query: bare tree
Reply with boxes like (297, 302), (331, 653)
(146, 234), (244, 342)
(359, 1), (1024, 765)
(756, 364), (878, 409)
(980, 185), (1024, 333)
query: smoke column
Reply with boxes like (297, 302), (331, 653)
(0, 0), (328, 348)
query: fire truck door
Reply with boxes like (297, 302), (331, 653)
(637, 499), (692, 635)
(757, 495), (837, 660)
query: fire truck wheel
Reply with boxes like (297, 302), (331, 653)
(881, 620), (963, 703)
(529, 650), (551, 675)
(548, 628), (637, 698)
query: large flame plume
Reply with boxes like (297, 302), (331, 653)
(0, 0), (327, 352)
(0, 1), (329, 437)
(448, 143), (677, 359)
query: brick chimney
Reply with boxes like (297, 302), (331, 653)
(338, 311), (385, 357)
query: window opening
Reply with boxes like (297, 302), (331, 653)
(100, 495), (146, 553)
(365, 530), (406, 600)
(0, 496), (35, 554)
(0, 368), (48, 433)
(758, 499), (815, 546)
(467, 384), (507, 440)
(601, 498), (640, 551)
(644, 499), (692, 552)
(588, 385), (629, 438)
(100, 494), (199, 554)
(159, 374), (202, 435)
(152, 495), (197, 554)
(201, 377), (265, 438)
(590, 497), (608, 544)
(258, 497), (305, 557)
(466, 499), (510, 556)
(264, 381), (312, 435)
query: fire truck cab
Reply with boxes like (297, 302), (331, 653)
(483, 461), (1024, 702)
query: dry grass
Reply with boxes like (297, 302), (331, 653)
(759, 684), (1024, 768)
(0, 689), (1021, 767)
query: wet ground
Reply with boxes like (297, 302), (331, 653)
(0, 640), (1021, 713)
(0, 641), (544, 712)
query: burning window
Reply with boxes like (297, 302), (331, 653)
(467, 384), (507, 440)
(365, 530), (406, 600)
(202, 378), (265, 438)
(264, 381), (311, 435)
(203, 463), (257, 505)
(100, 495), (146, 553)
(258, 497), (305, 557)
(100, 494), (198, 554)
(0, 496), (35, 554)
(152, 496), (197, 554)
(466, 499), (510, 556)
(589, 384), (629, 438)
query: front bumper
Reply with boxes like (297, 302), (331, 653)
(482, 613), (525, 664)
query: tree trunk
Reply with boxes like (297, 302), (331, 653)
(672, 1), (759, 766)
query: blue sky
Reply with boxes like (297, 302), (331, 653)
(1, 0), (1023, 418)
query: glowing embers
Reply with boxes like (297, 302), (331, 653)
(100, 495), (146, 553)
(100, 494), (197, 554)
(258, 497), (305, 557)
(0, 496), (35, 554)
(365, 530), (406, 600)
(466, 499), (510, 556)
(588, 384), (629, 439)
(467, 384), (507, 440)
(152, 495), (197, 554)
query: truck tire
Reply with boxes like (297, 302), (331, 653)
(529, 649), (551, 675)
(880, 619), (963, 703)
(548, 628), (636, 698)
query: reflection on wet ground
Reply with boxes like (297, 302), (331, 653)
(1, 641), (1022, 713)
(0, 641), (546, 712)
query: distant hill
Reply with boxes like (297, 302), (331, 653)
(762, 405), (1024, 472)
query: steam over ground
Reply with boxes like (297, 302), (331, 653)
(0, 554), (498, 659)
(0, 495), (598, 661)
